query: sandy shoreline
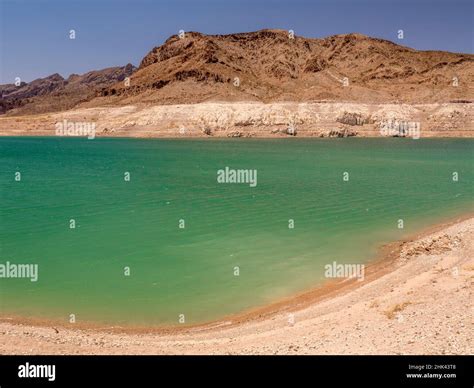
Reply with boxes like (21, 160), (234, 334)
(0, 102), (473, 138)
(1, 214), (472, 354)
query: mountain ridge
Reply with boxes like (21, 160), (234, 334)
(1, 29), (473, 115)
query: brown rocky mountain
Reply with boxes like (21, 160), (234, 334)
(1, 30), (473, 115)
(93, 29), (473, 106)
(0, 64), (135, 114)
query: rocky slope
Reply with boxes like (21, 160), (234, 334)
(92, 29), (473, 106)
(0, 64), (135, 114)
(1, 29), (472, 119)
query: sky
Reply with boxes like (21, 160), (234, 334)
(0, 0), (473, 83)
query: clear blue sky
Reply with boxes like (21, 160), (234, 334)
(1, 0), (473, 83)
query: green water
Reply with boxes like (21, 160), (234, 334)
(0, 137), (472, 326)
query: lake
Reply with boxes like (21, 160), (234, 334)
(0, 137), (472, 326)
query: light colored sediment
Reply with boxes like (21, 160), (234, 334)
(0, 102), (472, 138)
(1, 217), (472, 355)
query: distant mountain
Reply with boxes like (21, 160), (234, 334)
(2, 30), (473, 115)
(0, 64), (135, 114)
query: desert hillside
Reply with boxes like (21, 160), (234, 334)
(1, 30), (473, 116)
(98, 29), (473, 105)
(0, 64), (135, 115)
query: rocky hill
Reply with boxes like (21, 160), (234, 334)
(0, 64), (135, 114)
(1, 30), (473, 115)
(94, 30), (473, 106)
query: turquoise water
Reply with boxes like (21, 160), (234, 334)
(0, 137), (472, 326)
